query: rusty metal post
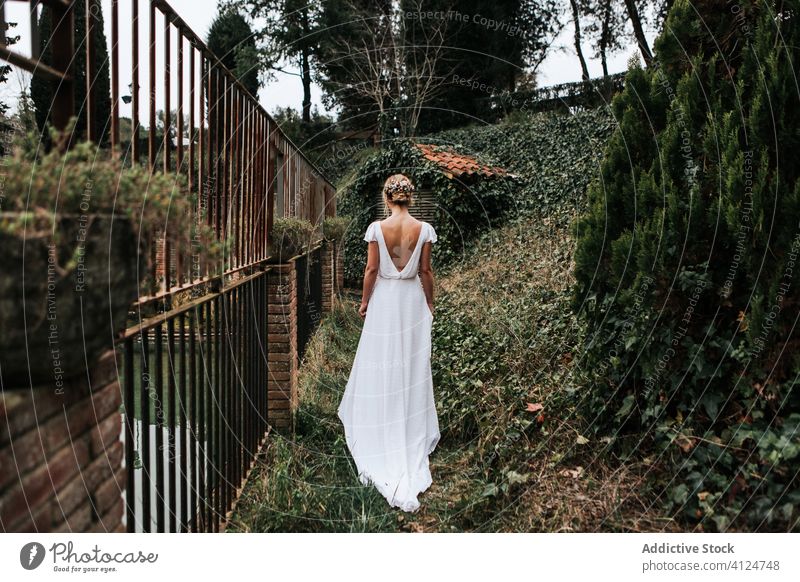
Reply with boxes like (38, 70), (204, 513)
(50, 0), (75, 134)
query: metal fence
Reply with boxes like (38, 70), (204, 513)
(295, 243), (324, 362)
(478, 72), (627, 121)
(121, 271), (269, 532)
(0, 0), (335, 531)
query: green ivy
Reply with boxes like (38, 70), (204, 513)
(336, 140), (516, 284)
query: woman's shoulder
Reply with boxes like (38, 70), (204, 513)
(378, 217), (426, 228)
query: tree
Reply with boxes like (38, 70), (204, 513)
(517, 0), (566, 73)
(317, 0), (459, 138)
(207, 6), (260, 97)
(271, 105), (334, 165)
(583, 0), (628, 77)
(30, 0), (112, 146)
(573, 0), (800, 529)
(0, 20), (20, 119)
(400, 0), (561, 133)
(224, 0), (321, 122)
(623, 0), (653, 65)
(315, 0), (389, 131)
(315, 0), (562, 134)
(570, 0), (591, 80)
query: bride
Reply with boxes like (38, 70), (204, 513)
(337, 174), (441, 513)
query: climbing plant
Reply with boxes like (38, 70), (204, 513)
(336, 140), (515, 285)
(430, 108), (617, 225)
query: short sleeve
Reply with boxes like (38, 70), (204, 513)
(427, 223), (438, 244)
(363, 221), (377, 242)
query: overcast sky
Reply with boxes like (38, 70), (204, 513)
(0, 0), (658, 125)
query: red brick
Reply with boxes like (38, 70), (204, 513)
(89, 381), (123, 426)
(0, 382), (86, 447)
(0, 387), (117, 483)
(268, 389), (291, 400)
(53, 504), (93, 533)
(89, 412), (122, 457)
(88, 499), (123, 532)
(268, 314), (292, 324)
(1, 438), (90, 531)
(54, 440), (123, 519)
(93, 467), (126, 516)
(88, 350), (121, 391)
(4, 498), (55, 532)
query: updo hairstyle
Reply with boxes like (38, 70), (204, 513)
(382, 173), (415, 206)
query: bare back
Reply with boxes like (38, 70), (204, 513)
(378, 216), (424, 272)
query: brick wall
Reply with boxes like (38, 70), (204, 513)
(0, 350), (125, 532)
(335, 244), (344, 294)
(321, 240), (335, 313)
(267, 263), (298, 433)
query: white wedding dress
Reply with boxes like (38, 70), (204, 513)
(337, 219), (441, 512)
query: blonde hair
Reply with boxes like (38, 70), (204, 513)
(382, 173), (415, 206)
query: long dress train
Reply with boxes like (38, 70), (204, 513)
(337, 220), (441, 512)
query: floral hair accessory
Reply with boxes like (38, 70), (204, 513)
(383, 175), (415, 202)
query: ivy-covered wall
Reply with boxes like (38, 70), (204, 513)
(336, 141), (515, 286)
(430, 108), (616, 224)
(335, 108), (617, 287)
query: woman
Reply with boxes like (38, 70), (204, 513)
(337, 174), (441, 513)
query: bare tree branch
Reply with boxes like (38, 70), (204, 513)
(324, 0), (457, 137)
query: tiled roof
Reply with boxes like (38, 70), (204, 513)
(415, 143), (509, 179)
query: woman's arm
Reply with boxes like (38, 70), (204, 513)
(359, 241), (380, 318)
(419, 241), (435, 315)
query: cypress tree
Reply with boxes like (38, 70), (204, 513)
(573, 0), (800, 530)
(30, 0), (112, 146)
(207, 7), (260, 97)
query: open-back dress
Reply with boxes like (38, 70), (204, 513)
(337, 219), (441, 512)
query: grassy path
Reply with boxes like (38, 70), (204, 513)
(228, 218), (677, 532)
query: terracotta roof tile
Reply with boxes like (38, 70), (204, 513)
(414, 143), (508, 179)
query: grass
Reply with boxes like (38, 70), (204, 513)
(226, 215), (680, 532)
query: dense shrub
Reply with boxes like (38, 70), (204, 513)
(322, 215), (349, 243)
(572, 0), (800, 531)
(336, 107), (617, 285)
(268, 216), (316, 260)
(1, 132), (223, 293)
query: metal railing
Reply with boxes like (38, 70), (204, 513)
(478, 72), (627, 120)
(0, 0), (336, 531)
(296, 243), (324, 362)
(121, 270), (269, 532)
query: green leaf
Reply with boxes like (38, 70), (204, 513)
(481, 483), (499, 497)
(616, 394), (635, 419)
